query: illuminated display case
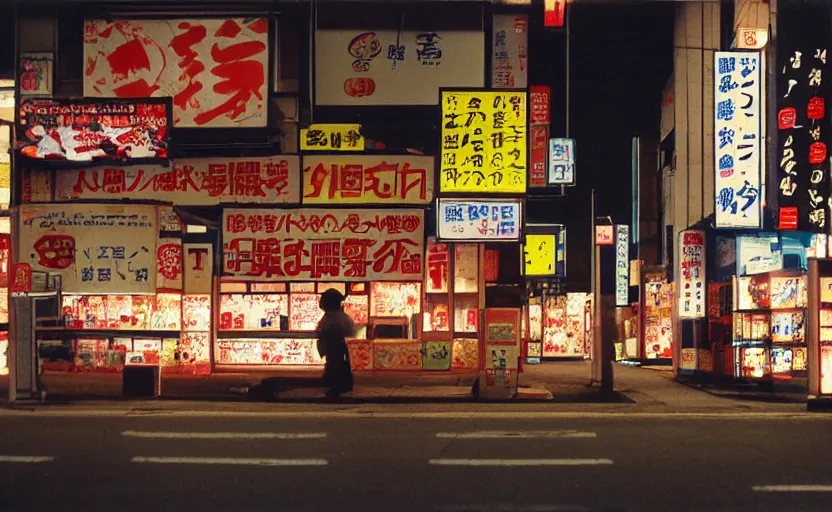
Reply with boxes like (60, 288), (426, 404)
(732, 272), (808, 381)
(642, 275), (673, 360)
(423, 240), (481, 343)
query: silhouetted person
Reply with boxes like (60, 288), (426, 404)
(316, 289), (356, 399)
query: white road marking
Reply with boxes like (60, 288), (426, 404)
(429, 458), (613, 467)
(0, 409), (826, 420)
(132, 456), (327, 466)
(753, 485), (832, 492)
(0, 456), (53, 463)
(438, 506), (588, 512)
(122, 430), (326, 440)
(436, 430), (596, 439)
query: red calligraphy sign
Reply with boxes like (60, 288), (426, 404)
(11, 264), (32, 293)
(529, 125), (549, 188)
(157, 243), (183, 281)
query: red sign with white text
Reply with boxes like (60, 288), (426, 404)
(530, 125), (549, 188)
(530, 85), (551, 125)
(222, 209), (425, 282)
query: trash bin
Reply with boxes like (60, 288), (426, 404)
(122, 365), (159, 397)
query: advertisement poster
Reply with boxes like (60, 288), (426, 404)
(222, 208), (425, 281)
(19, 53), (53, 96)
(529, 125), (549, 188)
(302, 155), (434, 205)
(523, 234), (556, 276)
(18, 98), (169, 162)
(678, 230), (705, 319)
(84, 18), (269, 128)
(595, 225), (613, 245)
(491, 15), (528, 89)
(484, 308), (520, 345)
(19, 204), (158, 294)
(54, 156), (300, 205)
(548, 138), (575, 185)
(530, 85), (551, 125)
(300, 124), (364, 151)
(440, 90), (528, 193)
(775, 4), (830, 231)
(437, 199), (522, 242)
(615, 225), (629, 306)
(156, 238), (183, 292)
(315, 30), (485, 106)
(736, 233), (782, 276)
(714, 51), (762, 228)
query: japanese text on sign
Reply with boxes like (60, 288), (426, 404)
(615, 225), (629, 307)
(19, 204), (158, 294)
(437, 199), (522, 242)
(84, 18), (268, 128)
(300, 124), (364, 151)
(714, 51), (762, 228)
(529, 125), (549, 188)
(775, 29), (829, 231)
(302, 155), (434, 205)
(678, 230), (705, 319)
(18, 99), (169, 162)
(491, 15), (528, 89)
(530, 85), (550, 125)
(52, 156), (300, 205)
(440, 90), (528, 193)
(548, 138), (575, 186)
(222, 209), (425, 282)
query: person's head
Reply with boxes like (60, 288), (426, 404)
(319, 288), (346, 313)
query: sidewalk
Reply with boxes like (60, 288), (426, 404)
(0, 361), (809, 411)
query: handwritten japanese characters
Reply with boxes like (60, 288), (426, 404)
(19, 204), (158, 294)
(714, 52), (762, 228)
(437, 199), (522, 242)
(222, 209), (425, 282)
(156, 238), (183, 291)
(678, 230), (705, 319)
(776, 19), (830, 231)
(529, 125), (549, 188)
(440, 90), (528, 193)
(18, 99), (169, 162)
(300, 124), (364, 151)
(548, 138), (575, 186)
(83, 18), (268, 128)
(302, 155), (434, 205)
(52, 156), (300, 205)
(491, 15), (528, 89)
(315, 30), (485, 106)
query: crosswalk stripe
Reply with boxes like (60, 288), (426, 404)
(429, 458), (613, 467)
(122, 430), (326, 440)
(132, 457), (328, 466)
(436, 431), (596, 439)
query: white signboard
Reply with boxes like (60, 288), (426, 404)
(53, 156), (300, 205)
(184, 243), (213, 294)
(314, 30), (485, 106)
(678, 230), (706, 319)
(492, 15), (528, 89)
(437, 199), (522, 242)
(83, 19), (269, 128)
(20, 204), (157, 294)
(548, 138), (575, 185)
(222, 209), (425, 282)
(714, 51), (762, 228)
(615, 225), (629, 307)
(736, 233), (782, 276)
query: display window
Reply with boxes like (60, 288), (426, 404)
(220, 294), (287, 331)
(643, 277), (673, 359)
(371, 282), (421, 318)
(182, 295), (211, 331)
(62, 294), (182, 331)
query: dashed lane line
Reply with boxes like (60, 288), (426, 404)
(122, 430), (326, 439)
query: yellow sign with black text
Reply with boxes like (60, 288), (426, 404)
(440, 90), (527, 194)
(300, 124), (364, 151)
(523, 234), (556, 276)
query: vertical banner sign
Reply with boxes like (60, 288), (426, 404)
(543, 0), (566, 28)
(530, 86), (551, 125)
(440, 90), (528, 193)
(678, 230), (706, 319)
(492, 15), (528, 89)
(714, 51), (762, 228)
(776, 5), (831, 231)
(548, 138), (575, 185)
(529, 125), (549, 188)
(615, 225), (629, 307)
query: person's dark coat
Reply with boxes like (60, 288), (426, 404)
(316, 309), (356, 395)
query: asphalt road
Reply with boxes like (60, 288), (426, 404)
(1, 409), (831, 512)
